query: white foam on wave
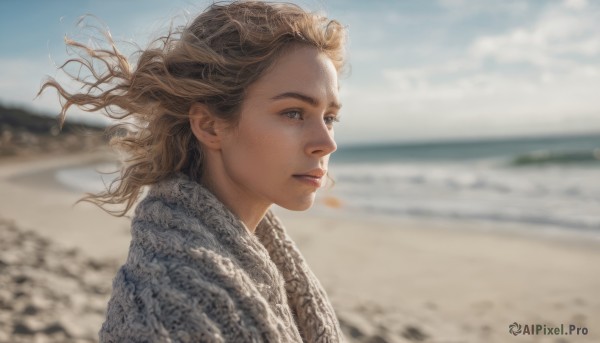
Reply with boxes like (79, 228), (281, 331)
(54, 163), (120, 194)
(328, 161), (600, 232)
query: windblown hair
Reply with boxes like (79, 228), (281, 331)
(39, 0), (347, 217)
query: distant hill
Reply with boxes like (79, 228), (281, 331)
(0, 104), (105, 135)
(0, 104), (108, 158)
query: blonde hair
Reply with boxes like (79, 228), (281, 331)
(38, 0), (347, 217)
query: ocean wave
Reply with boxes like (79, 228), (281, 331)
(331, 162), (600, 199)
(54, 163), (119, 193)
(339, 202), (600, 232)
(509, 149), (600, 166)
(327, 160), (600, 233)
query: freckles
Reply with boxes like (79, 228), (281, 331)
(236, 111), (267, 147)
(238, 117), (284, 157)
(248, 121), (279, 149)
(261, 114), (293, 143)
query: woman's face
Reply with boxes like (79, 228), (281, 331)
(219, 44), (340, 211)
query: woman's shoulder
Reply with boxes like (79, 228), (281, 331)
(126, 195), (244, 280)
(100, 246), (279, 343)
(101, 199), (295, 342)
(122, 174), (276, 285)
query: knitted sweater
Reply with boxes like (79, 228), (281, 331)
(98, 172), (344, 342)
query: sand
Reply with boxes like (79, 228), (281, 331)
(0, 150), (598, 343)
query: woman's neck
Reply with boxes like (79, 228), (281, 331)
(199, 168), (271, 234)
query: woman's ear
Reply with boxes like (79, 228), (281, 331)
(189, 102), (222, 150)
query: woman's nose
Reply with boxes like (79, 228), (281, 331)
(304, 119), (337, 157)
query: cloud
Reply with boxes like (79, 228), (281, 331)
(334, 1), (600, 144)
(437, 0), (530, 17)
(469, 4), (600, 68)
(0, 58), (65, 112)
(564, 0), (587, 10)
(0, 57), (112, 126)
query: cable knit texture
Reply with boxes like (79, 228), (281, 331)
(99, 172), (344, 342)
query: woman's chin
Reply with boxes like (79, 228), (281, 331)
(276, 196), (315, 211)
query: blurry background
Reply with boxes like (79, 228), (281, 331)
(1, 1), (599, 343)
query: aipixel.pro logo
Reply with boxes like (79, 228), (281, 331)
(509, 322), (588, 336)
(509, 322), (522, 336)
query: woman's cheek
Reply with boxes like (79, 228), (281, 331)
(256, 118), (297, 149)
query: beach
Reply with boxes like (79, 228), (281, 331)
(1, 150), (599, 343)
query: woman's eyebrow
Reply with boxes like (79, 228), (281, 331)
(270, 92), (342, 110)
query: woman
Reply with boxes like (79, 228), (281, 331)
(39, 1), (347, 342)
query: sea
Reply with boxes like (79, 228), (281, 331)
(56, 133), (600, 235)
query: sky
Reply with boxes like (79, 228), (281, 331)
(1, 0), (599, 146)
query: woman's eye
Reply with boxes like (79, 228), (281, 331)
(324, 115), (340, 126)
(283, 110), (303, 120)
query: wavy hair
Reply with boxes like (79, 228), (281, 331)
(38, 0), (347, 217)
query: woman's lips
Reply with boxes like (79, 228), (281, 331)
(292, 175), (322, 187)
